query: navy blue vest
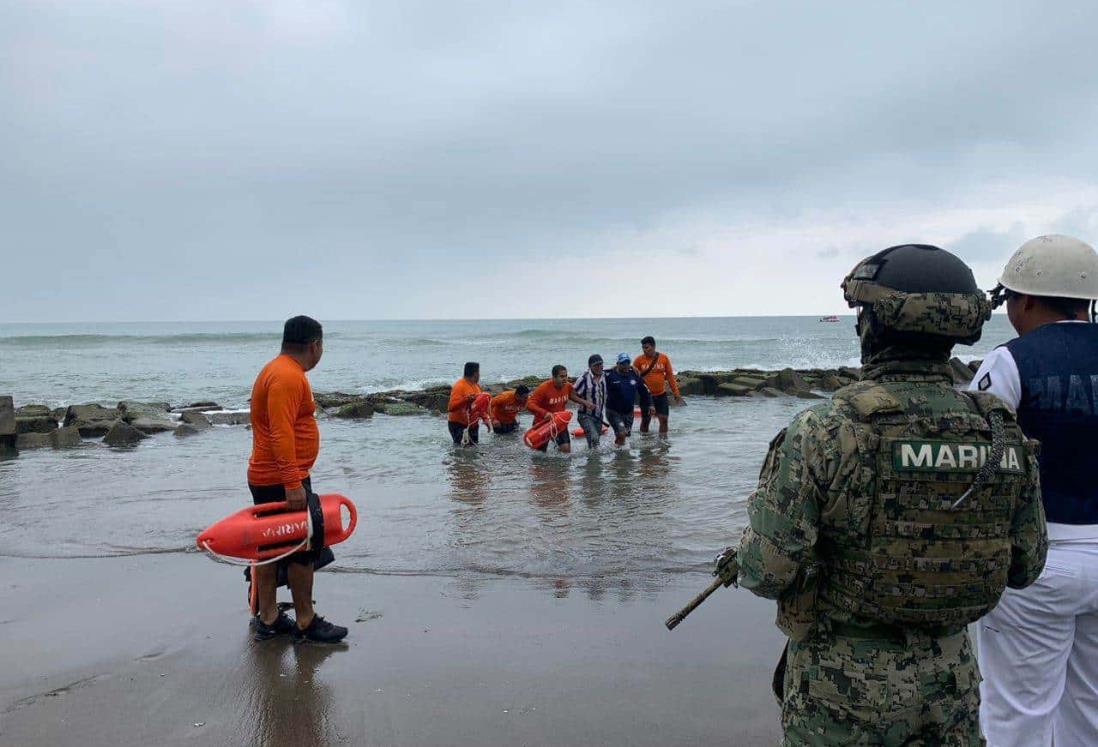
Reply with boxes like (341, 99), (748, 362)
(1005, 323), (1098, 524)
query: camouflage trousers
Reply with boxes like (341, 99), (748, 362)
(780, 624), (984, 746)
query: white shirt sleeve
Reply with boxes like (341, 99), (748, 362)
(967, 347), (1021, 409)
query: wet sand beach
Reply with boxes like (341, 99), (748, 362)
(1, 554), (782, 746)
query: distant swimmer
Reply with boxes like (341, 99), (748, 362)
(490, 384), (530, 434)
(634, 336), (684, 434)
(573, 354), (607, 448)
(247, 315), (348, 644)
(447, 361), (482, 446)
(605, 352), (653, 446)
(527, 364), (595, 454)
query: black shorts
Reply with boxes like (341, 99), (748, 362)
(494, 421), (518, 434)
(652, 393), (670, 417)
(249, 476), (316, 565)
(537, 428), (570, 452)
(449, 421), (479, 445)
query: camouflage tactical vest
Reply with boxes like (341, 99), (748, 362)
(818, 378), (1034, 629)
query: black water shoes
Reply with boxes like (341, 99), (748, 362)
(292, 615), (348, 644)
(253, 611), (296, 641)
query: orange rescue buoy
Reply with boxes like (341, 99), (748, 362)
(469, 392), (491, 426)
(197, 494), (358, 562)
(524, 411), (572, 449)
(572, 425), (609, 437)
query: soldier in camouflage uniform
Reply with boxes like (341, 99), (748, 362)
(734, 244), (1048, 745)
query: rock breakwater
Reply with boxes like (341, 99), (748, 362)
(0, 359), (981, 455)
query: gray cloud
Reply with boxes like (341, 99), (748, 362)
(4, 1), (1098, 320)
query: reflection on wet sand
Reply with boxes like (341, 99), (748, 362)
(238, 636), (345, 747)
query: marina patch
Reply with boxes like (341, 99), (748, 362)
(892, 440), (1025, 474)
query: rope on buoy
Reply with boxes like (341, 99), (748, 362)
(201, 508), (313, 567)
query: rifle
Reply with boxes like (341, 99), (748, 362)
(665, 547), (739, 631)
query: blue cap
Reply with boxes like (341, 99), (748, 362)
(616, 352), (631, 364)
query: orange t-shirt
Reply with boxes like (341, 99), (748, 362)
(491, 390), (525, 425)
(527, 380), (573, 420)
(633, 352), (679, 397)
(447, 378), (482, 426)
(247, 354), (319, 490)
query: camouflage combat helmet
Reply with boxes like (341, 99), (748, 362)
(842, 244), (992, 359)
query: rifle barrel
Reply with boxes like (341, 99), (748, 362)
(664, 576), (724, 631)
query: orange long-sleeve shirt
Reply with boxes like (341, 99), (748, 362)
(248, 354), (319, 490)
(448, 378), (482, 426)
(527, 380), (573, 420)
(490, 390), (525, 425)
(633, 352), (680, 397)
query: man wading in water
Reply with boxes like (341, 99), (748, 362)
(634, 336), (684, 434)
(248, 315), (347, 643)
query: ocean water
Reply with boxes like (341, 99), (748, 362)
(0, 316), (1016, 596)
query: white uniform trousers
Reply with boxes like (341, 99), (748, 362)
(977, 540), (1098, 747)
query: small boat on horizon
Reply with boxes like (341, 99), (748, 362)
(818, 315), (840, 322)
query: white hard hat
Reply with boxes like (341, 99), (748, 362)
(998, 234), (1098, 300)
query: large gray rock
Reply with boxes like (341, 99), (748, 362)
(676, 376), (705, 396)
(716, 383), (753, 397)
(174, 423), (202, 438)
(63, 404), (119, 437)
(15, 415), (58, 434)
(118, 401), (176, 433)
(118, 401), (170, 417)
(50, 426), (83, 449)
(0, 396), (14, 438)
(16, 432), (52, 449)
(374, 401), (427, 416)
(130, 416), (178, 434)
(180, 410), (212, 428)
(772, 368), (809, 394)
(15, 404), (52, 418)
(314, 392), (363, 409)
(173, 401), (223, 413)
(103, 420), (149, 447)
(207, 410), (251, 426)
(730, 375), (767, 390)
(334, 402), (375, 419)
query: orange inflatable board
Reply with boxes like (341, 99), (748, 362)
(469, 392), (491, 425)
(197, 494), (358, 562)
(572, 425), (609, 437)
(524, 411), (572, 449)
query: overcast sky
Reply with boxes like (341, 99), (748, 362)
(4, 1), (1098, 322)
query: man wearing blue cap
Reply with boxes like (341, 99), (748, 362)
(604, 353), (654, 446)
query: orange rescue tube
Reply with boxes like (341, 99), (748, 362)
(197, 494), (358, 562)
(469, 392), (492, 426)
(524, 411), (572, 449)
(572, 425), (609, 437)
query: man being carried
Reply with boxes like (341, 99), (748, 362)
(490, 384), (530, 434)
(447, 362), (482, 446)
(248, 315), (348, 644)
(605, 352), (654, 446)
(526, 365), (594, 454)
(633, 336), (684, 434)
(573, 354), (608, 448)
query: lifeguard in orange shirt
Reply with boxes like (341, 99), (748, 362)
(526, 365), (594, 453)
(633, 335), (685, 434)
(490, 384), (530, 434)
